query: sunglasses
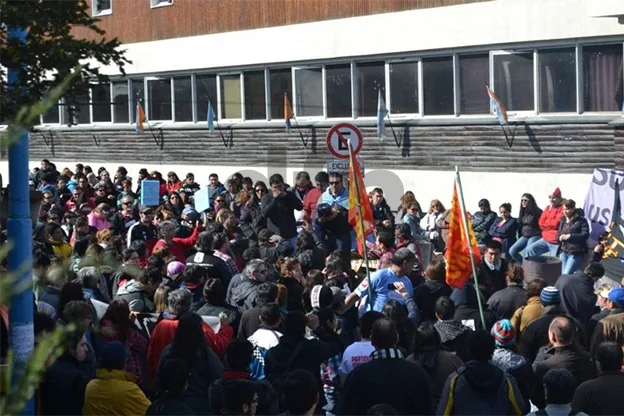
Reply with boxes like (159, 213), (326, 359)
(255, 189), (266, 193)
(329, 181), (341, 185)
(521, 199), (529, 202)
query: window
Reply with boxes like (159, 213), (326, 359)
(294, 67), (323, 117)
(269, 68), (292, 120)
(325, 64), (351, 118)
(63, 94), (90, 125)
(539, 48), (576, 113)
(355, 61), (385, 117)
(459, 54), (490, 114)
(220, 74), (242, 119)
(147, 78), (172, 120)
(196, 74), (218, 122)
(244, 71), (266, 120)
(91, 84), (111, 122)
(112, 81), (129, 123)
(423, 57), (454, 115)
(583, 44), (623, 112)
(173, 76), (192, 122)
(389, 61), (419, 114)
(150, 0), (172, 7)
(93, 0), (112, 16)
(41, 93), (61, 124)
(493, 53), (535, 111)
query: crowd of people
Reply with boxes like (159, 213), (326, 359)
(0, 158), (623, 416)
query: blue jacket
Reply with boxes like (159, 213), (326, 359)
(489, 217), (518, 254)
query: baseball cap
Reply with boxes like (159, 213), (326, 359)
(182, 208), (199, 222)
(139, 205), (154, 214)
(100, 341), (131, 370)
(608, 287), (624, 306)
(167, 261), (185, 277)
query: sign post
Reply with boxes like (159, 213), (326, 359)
(326, 123), (365, 180)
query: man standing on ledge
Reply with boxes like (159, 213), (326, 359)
(261, 174), (303, 248)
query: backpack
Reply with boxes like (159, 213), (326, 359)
(249, 330), (281, 381)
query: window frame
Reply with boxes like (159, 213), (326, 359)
(535, 45), (579, 115)
(421, 54), (457, 118)
(292, 65), (326, 120)
(171, 75), (193, 123)
(217, 71), (244, 122)
(579, 41), (624, 114)
(92, 0), (112, 16)
(490, 49), (537, 118)
(386, 58), (422, 118)
(89, 82), (114, 124)
(144, 76), (173, 122)
(353, 59), (387, 119)
(40, 100), (62, 125)
(150, 0), (173, 9)
(242, 68), (268, 121)
(323, 61), (354, 120)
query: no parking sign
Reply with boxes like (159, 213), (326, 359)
(326, 123), (363, 159)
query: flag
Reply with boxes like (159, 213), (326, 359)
(284, 93), (293, 133)
(376, 89), (388, 141)
(135, 101), (146, 134)
(348, 152), (374, 255)
(445, 180), (482, 289)
(600, 180), (624, 281)
(207, 99), (216, 133)
(486, 86), (508, 125)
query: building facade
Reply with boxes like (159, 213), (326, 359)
(1, 0), (624, 211)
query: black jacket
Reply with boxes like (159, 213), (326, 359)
(337, 353), (432, 415)
(476, 259), (509, 301)
(414, 280), (452, 322)
(237, 305), (263, 340)
(557, 211), (590, 254)
(519, 208), (543, 238)
(146, 397), (195, 416)
(239, 202), (265, 240)
(572, 370), (624, 416)
(372, 201), (394, 233)
(472, 211), (497, 244)
(261, 191), (303, 239)
(487, 283), (527, 321)
(531, 344), (597, 409)
(186, 251), (230, 287)
(39, 353), (92, 416)
(555, 271), (598, 329)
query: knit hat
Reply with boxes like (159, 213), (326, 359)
(167, 261), (185, 277)
(540, 286), (561, 305)
(491, 319), (516, 348)
(550, 187), (562, 198)
(310, 285), (333, 310)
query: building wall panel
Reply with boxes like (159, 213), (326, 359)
(23, 124), (614, 174)
(74, 0), (487, 44)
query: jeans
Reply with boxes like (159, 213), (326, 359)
(509, 235), (540, 264)
(524, 238), (559, 259)
(288, 236), (298, 251)
(326, 233), (352, 262)
(560, 252), (584, 275)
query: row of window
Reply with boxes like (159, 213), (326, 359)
(42, 42), (624, 126)
(94, 0), (172, 16)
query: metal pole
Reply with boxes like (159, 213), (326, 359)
(7, 26), (35, 415)
(347, 139), (374, 309)
(454, 166), (486, 329)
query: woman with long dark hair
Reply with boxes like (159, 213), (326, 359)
(99, 300), (149, 385)
(156, 313), (223, 415)
(509, 193), (543, 264)
(382, 300), (415, 354)
(239, 181), (267, 240)
(163, 192), (184, 219)
(295, 231), (326, 276)
(147, 358), (193, 415)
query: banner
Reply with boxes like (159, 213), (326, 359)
(583, 168), (624, 241)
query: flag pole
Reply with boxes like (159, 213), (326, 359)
(454, 165), (487, 329)
(348, 138), (374, 308)
(136, 93), (160, 146)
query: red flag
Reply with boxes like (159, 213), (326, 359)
(348, 153), (374, 255)
(445, 181), (482, 289)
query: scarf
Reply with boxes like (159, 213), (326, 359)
(371, 348), (404, 360)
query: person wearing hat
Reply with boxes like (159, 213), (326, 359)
(127, 205), (158, 254)
(175, 207), (200, 239)
(83, 341), (151, 416)
(587, 284), (614, 338)
(490, 319), (534, 403)
(524, 187), (564, 260)
(590, 287), (624, 354)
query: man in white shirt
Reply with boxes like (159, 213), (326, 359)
(338, 311), (385, 385)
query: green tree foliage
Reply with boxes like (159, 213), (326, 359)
(0, 0), (129, 123)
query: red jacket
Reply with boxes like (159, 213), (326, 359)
(302, 187), (322, 221)
(147, 314), (233, 382)
(538, 205), (564, 243)
(152, 226), (199, 263)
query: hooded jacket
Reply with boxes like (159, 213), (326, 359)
(83, 369), (151, 416)
(472, 211), (497, 244)
(437, 361), (527, 416)
(226, 274), (261, 312)
(114, 280), (154, 313)
(40, 353), (93, 416)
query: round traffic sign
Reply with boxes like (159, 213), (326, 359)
(326, 123), (363, 159)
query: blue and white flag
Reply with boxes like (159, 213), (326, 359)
(376, 89), (388, 141)
(207, 99), (216, 133)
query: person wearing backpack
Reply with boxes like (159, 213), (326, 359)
(248, 303), (283, 380)
(264, 310), (330, 413)
(437, 329), (527, 416)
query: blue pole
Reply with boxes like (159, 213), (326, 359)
(7, 26), (35, 415)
